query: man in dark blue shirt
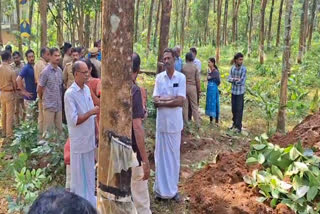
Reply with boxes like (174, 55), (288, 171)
(16, 49), (37, 119)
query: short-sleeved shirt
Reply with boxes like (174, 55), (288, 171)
(153, 70), (186, 133)
(0, 63), (17, 91)
(64, 82), (96, 153)
(19, 63), (37, 100)
(132, 84), (145, 165)
(63, 62), (74, 89)
(182, 62), (200, 86)
(34, 58), (47, 84)
(11, 62), (25, 78)
(62, 55), (72, 69)
(194, 58), (202, 73)
(174, 57), (183, 72)
(39, 64), (63, 112)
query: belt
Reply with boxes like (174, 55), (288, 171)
(2, 90), (14, 92)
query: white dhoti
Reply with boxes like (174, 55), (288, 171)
(154, 131), (181, 199)
(70, 149), (96, 208)
(131, 166), (152, 214)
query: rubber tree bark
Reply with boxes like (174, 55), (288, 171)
(57, 0), (64, 47)
(307, 0), (318, 50)
(259, 0), (268, 64)
(134, 0), (140, 43)
(247, 0), (254, 57)
(297, 0), (309, 64)
(267, 0), (275, 49)
(223, 0), (229, 45)
(277, 0), (294, 133)
(174, 0), (179, 45)
(275, 0), (284, 47)
(216, 0), (222, 63)
(180, 0), (187, 51)
(28, 0), (34, 49)
(147, 0), (155, 50)
(84, 13), (91, 48)
(153, 0), (161, 48)
(15, 0), (23, 54)
(97, 0), (135, 212)
(157, 0), (172, 73)
(39, 0), (48, 48)
(232, 0), (240, 43)
(0, 0), (2, 46)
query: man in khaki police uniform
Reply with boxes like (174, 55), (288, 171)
(0, 51), (17, 138)
(63, 47), (81, 89)
(11, 51), (25, 125)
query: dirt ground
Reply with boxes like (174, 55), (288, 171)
(182, 111), (320, 214)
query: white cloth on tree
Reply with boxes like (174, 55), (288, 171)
(111, 136), (138, 174)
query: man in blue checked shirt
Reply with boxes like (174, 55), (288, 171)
(228, 52), (247, 133)
(173, 46), (183, 72)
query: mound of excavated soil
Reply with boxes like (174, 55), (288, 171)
(271, 111), (320, 149)
(183, 151), (281, 214)
(183, 112), (320, 214)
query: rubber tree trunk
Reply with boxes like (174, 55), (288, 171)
(97, 0), (135, 212)
(57, 0), (64, 47)
(267, 0), (275, 49)
(93, 9), (98, 44)
(232, 0), (240, 43)
(180, 0), (187, 51)
(147, 0), (155, 50)
(28, 0), (34, 49)
(39, 0), (48, 48)
(307, 0), (318, 50)
(297, 0), (309, 64)
(75, 0), (84, 46)
(277, 0), (294, 133)
(0, 0), (2, 46)
(157, 0), (172, 73)
(153, 0), (161, 48)
(216, 0), (222, 63)
(275, 0), (284, 47)
(15, 0), (23, 54)
(134, 0), (140, 43)
(259, 0), (268, 64)
(247, 0), (254, 57)
(223, 0), (229, 45)
(174, 0), (179, 45)
(84, 13), (91, 48)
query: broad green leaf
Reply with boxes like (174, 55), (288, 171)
(243, 176), (253, 185)
(307, 186), (318, 202)
(284, 145), (293, 154)
(271, 189), (280, 199)
(279, 181), (292, 191)
(296, 186), (309, 198)
(270, 198), (278, 208)
(292, 175), (308, 190)
(256, 197), (267, 203)
(306, 171), (320, 187)
(268, 150), (282, 164)
(252, 144), (266, 150)
(261, 133), (268, 140)
(258, 153), (265, 164)
(289, 147), (300, 160)
(246, 157), (258, 165)
(294, 162), (309, 172)
(311, 166), (320, 177)
(271, 165), (284, 179)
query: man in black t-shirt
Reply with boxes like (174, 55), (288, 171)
(131, 53), (152, 214)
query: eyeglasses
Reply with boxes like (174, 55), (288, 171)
(78, 71), (89, 75)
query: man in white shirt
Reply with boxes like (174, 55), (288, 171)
(153, 48), (186, 202)
(64, 61), (99, 208)
(190, 47), (201, 73)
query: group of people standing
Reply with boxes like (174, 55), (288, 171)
(151, 47), (247, 206)
(0, 40), (247, 213)
(172, 46), (247, 133)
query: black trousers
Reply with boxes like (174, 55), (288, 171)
(231, 94), (244, 130)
